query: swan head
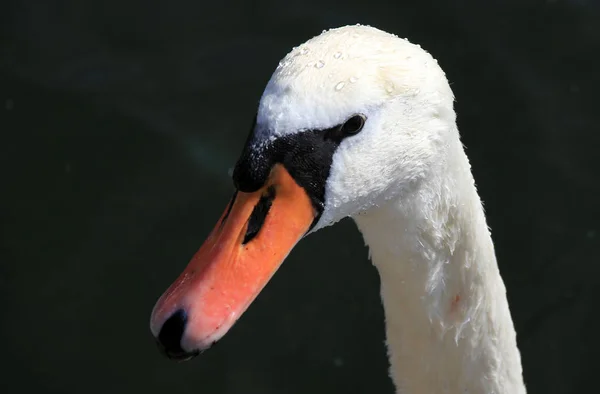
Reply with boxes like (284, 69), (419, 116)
(242, 25), (456, 230)
(150, 25), (457, 359)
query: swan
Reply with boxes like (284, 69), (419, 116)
(150, 25), (526, 393)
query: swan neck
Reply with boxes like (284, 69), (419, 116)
(353, 139), (526, 394)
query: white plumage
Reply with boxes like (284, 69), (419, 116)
(257, 25), (526, 394)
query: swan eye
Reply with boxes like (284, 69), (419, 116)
(341, 114), (366, 135)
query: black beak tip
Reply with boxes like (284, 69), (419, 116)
(155, 338), (200, 361)
(155, 309), (200, 362)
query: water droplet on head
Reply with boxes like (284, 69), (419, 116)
(385, 82), (395, 94)
(349, 76), (358, 83)
(334, 51), (342, 59)
(335, 81), (345, 91)
(316, 60), (325, 69)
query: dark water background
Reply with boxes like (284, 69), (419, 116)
(1, 1), (599, 393)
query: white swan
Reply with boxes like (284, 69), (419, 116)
(150, 25), (526, 394)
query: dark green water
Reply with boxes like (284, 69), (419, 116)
(1, 1), (599, 393)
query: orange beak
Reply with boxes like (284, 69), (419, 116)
(150, 164), (316, 359)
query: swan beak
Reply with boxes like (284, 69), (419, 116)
(150, 164), (316, 360)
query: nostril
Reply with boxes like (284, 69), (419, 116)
(156, 309), (198, 361)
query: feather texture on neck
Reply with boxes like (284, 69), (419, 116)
(353, 132), (526, 394)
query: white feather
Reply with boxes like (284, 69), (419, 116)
(257, 25), (526, 394)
